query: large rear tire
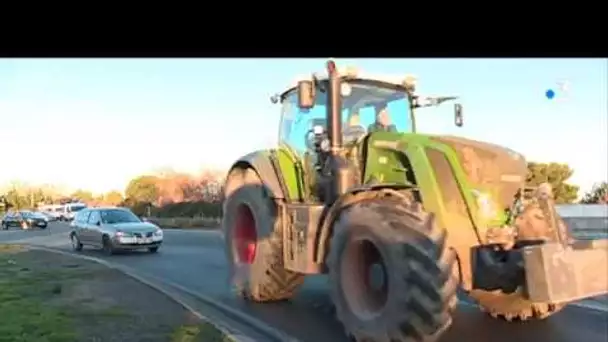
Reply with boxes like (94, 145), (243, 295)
(223, 168), (304, 302)
(327, 196), (459, 342)
(469, 184), (570, 321)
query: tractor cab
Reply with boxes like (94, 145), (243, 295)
(274, 63), (463, 160)
(272, 62), (464, 204)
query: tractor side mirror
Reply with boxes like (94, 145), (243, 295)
(454, 103), (463, 127)
(297, 80), (315, 110)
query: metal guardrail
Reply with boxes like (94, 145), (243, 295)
(559, 204), (608, 238)
(565, 218), (608, 231)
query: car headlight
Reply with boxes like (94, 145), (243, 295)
(153, 229), (163, 237)
(115, 231), (133, 238)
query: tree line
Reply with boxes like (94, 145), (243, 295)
(0, 169), (225, 218)
(1, 162), (607, 217)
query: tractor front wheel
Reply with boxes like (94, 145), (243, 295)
(327, 197), (459, 342)
(223, 168), (304, 302)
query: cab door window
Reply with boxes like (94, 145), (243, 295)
(279, 88), (328, 157)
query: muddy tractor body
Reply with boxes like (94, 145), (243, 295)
(222, 60), (608, 341)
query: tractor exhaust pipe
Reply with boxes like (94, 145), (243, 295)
(326, 60), (343, 152)
(324, 60), (353, 201)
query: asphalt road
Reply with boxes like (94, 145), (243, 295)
(1, 222), (607, 342)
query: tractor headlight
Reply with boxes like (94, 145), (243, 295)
(471, 189), (499, 221)
(341, 83), (352, 96)
(342, 66), (359, 78)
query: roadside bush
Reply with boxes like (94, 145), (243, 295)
(146, 216), (221, 229)
(121, 199), (223, 229)
(153, 201), (222, 218)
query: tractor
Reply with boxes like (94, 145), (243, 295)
(222, 60), (608, 342)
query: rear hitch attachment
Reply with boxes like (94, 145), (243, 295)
(522, 240), (608, 304)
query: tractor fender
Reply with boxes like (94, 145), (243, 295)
(314, 184), (413, 265)
(226, 151), (285, 200)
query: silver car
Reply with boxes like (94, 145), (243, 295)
(69, 207), (163, 255)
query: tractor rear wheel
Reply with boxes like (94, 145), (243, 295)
(327, 197), (459, 342)
(223, 168), (304, 302)
(469, 185), (570, 321)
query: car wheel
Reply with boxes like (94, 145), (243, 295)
(102, 236), (115, 256)
(71, 234), (83, 251)
(148, 246), (159, 253)
(1, 222), (8, 230)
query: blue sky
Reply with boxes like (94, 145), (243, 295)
(0, 58), (606, 196)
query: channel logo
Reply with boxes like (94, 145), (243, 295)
(546, 80), (570, 100)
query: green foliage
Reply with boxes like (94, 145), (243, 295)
(70, 189), (94, 202)
(103, 191), (124, 206)
(120, 199), (222, 218)
(153, 201), (222, 218)
(124, 175), (160, 204)
(526, 162), (579, 204)
(580, 182), (608, 204)
(4, 189), (29, 210)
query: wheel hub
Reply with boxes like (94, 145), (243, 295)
(234, 204), (257, 264)
(340, 238), (389, 319)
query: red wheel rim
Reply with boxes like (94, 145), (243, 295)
(340, 238), (388, 319)
(234, 204), (257, 264)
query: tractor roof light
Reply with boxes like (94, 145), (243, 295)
(342, 66), (359, 78)
(403, 75), (417, 92)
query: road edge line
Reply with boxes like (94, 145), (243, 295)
(24, 245), (272, 342)
(457, 298), (608, 313)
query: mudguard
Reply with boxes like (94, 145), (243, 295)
(227, 151), (285, 200)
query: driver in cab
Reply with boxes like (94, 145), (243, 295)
(367, 103), (397, 133)
(343, 111), (366, 144)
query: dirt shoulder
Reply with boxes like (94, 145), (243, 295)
(0, 244), (231, 342)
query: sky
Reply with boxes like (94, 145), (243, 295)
(0, 58), (606, 196)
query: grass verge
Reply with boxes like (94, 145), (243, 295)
(0, 245), (230, 342)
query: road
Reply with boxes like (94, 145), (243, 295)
(1, 222), (607, 342)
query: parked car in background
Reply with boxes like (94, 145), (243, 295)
(2, 211), (48, 230)
(60, 203), (87, 221)
(38, 204), (63, 221)
(37, 211), (55, 222)
(69, 207), (163, 255)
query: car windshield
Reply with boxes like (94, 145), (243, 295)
(279, 79), (412, 155)
(20, 211), (33, 218)
(100, 209), (141, 224)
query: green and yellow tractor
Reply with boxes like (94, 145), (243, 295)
(222, 60), (608, 341)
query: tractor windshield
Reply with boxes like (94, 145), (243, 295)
(279, 79), (412, 155)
